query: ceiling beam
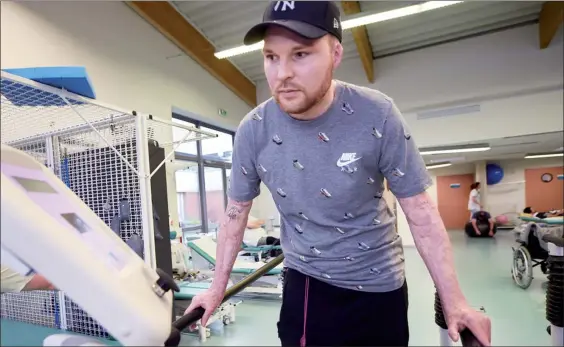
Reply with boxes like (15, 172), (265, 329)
(341, 1), (375, 83)
(539, 1), (564, 49)
(126, 1), (257, 107)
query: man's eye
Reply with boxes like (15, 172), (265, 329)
(265, 54), (276, 61)
(295, 52), (309, 58)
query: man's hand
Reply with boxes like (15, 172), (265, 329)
(447, 304), (491, 346)
(183, 287), (224, 327)
(398, 191), (492, 346)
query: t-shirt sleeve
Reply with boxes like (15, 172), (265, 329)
(227, 118), (261, 202)
(1, 265), (33, 293)
(377, 100), (433, 199)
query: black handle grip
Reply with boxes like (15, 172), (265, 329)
(165, 253), (286, 346)
(461, 328), (483, 347)
(173, 307), (205, 330)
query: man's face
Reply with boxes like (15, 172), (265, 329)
(262, 26), (342, 115)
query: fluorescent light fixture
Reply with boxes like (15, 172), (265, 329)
(214, 1), (463, 59)
(524, 152), (564, 159)
(426, 162), (452, 170)
(419, 144), (491, 156)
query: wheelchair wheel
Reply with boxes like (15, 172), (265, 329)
(512, 245), (533, 289)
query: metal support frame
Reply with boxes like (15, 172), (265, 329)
(136, 114), (157, 269)
(546, 240), (563, 347)
(196, 139), (209, 235)
(45, 136), (70, 330)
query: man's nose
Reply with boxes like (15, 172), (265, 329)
(277, 59), (294, 80)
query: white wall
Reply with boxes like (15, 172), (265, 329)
(1, 1), (252, 227)
(257, 24), (563, 147)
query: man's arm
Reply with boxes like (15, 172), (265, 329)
(398, 193), (467, 314)
(210, 199), (253, 293)
(210, 113), (262, 293)
(376, 98), (467, 317)
(471, 218), (481, 234)
(24, 274), (55, 291)
(1, 266), (54, 293)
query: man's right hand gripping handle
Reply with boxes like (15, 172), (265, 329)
(183, 199), (253, 327)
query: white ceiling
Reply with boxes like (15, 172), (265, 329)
(423, 131), (564, 165)
(172, 1), (542, 83)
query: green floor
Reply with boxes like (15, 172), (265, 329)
(1, 230), (551, 346)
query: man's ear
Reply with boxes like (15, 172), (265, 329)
(331, 37), (344, 68)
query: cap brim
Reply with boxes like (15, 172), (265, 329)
(243, 20), (328, 46)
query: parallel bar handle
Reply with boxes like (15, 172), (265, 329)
(166, 254), (285, 346)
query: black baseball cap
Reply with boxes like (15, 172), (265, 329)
(243, 1), (343, 46)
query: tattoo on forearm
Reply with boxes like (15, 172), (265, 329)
(226, 206), (242, 220)
(224, 199), (252, 222)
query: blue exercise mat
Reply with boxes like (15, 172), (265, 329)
(2, 66), (96, 106)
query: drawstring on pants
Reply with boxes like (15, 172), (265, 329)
(300, 277), (310, 347)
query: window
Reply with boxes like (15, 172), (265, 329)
(172, 118), (198, 156)
(200, 126), (233, 163)
(172, 113), (234, 234)
(175, 163), (202, 235)
(203, 166), (225, 235)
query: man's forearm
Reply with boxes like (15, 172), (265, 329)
(23, 274), (55, 291)
(398, 191), (467, 315)
(210, 198), (252, 292)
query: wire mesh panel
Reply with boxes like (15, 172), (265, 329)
(53, 119), (142, 339)
(0, 291), (59, 328)
(0, 72), (144, 339)
(1, 71), (217, 340)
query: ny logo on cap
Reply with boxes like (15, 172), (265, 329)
(273, 1), (295, 11)
(333, 18), (339, 28)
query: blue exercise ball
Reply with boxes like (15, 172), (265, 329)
(486, 163), (504, 185)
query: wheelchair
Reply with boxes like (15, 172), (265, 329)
(511, 222), (562, 289)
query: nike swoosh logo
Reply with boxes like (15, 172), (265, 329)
(337, 157), (362, 167)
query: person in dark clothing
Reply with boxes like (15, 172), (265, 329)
(471, 211), (495, 237)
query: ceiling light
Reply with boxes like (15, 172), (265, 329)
(419, 144), (490, 156)
(214, 1), (463, 59)
(341, 1), (462, 30)
(524, 152), (564, 159)
(426, 162), (452, 170)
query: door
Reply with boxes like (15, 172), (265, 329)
(437, 174), (475, 230)
(525, 167), (564, 212)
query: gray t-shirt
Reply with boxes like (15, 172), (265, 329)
(228, 80), (432, 293)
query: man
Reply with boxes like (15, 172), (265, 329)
(185, 1), (491, 346)
(1, 265), (55, 293)
(471, 210), (495, 237)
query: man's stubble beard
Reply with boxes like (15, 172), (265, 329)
(274, 65), (334, 116)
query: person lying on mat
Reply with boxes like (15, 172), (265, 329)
(243, 215), (280, 247)
(522, 207), (564, 219)
(246, 215), (265, 229)
(1, 265), (55, 293)
(471, 211), (495, 237)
